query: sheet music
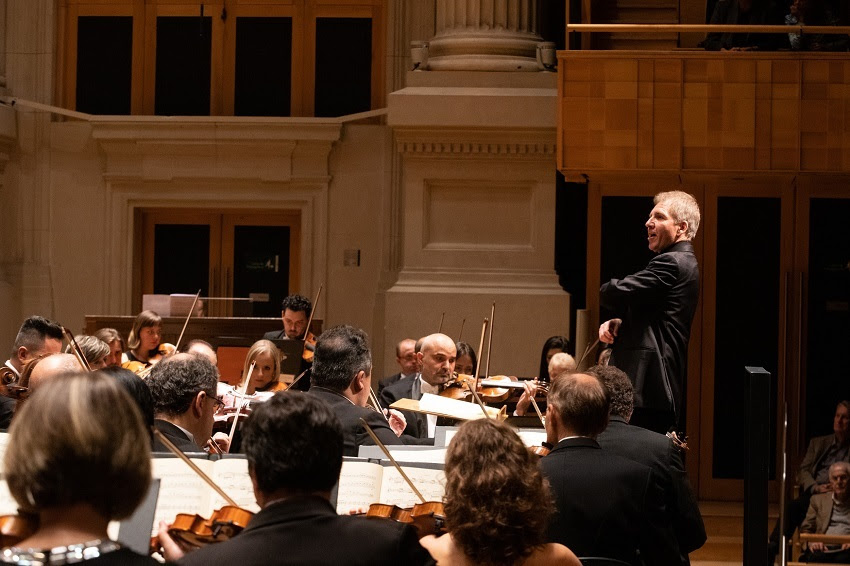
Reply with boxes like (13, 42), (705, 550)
(418, 393), (497, 420)
(151, 458), (214, 535)
(515, 430), (548, 447)
(209, 458), (259, 513)
(378, 465), (445, 509)
(335, 461), (383, 514)
(0, 480), (17, 515)
(0, 432), (10, 475)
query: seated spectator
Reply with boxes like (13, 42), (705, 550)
(420, 418), (581, 566)
(701, 0), (789, 51)
(158, 392), (434, 565)
(800, 461), (850, 563)
(786, 0), (848, 51)
(1, 372), (159, 564)
(591, 364), (706, 563)
(769, 401), (850, 562)
(540, 372), (680, 564)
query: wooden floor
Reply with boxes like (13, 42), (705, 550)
(689, 501), (777, 566)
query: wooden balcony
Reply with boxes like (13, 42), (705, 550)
(556, 50), (850, 176)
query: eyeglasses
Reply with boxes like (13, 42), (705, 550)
(205, 392), (225, 410)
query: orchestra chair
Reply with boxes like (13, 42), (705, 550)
(786, 533), (850, 566)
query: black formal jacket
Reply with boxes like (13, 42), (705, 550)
(597, 415), (706, 557)
(600, 240), (699, 425)
(379, 376), (427, 439)
(540, 437), (681, 566)
(307, 387), (432, 457)
(377, 372), (403, 395)
(178, 495), (435, 566)
(260, 331), (311, 391)
(153, 419), (203, 453)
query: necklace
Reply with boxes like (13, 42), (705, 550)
(0, 539), (121, 565)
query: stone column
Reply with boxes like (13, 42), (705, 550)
(427, 0), (544, 71)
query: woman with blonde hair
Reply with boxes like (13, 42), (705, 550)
(123, 310), (163, 368)
(0, 372), (157, 564)
(420, 419), (581, 566)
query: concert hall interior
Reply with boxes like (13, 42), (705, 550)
(0, 0), (849, 564)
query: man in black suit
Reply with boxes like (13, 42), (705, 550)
(377, 338), (418, 394)
(263, 294), (313, 391)
(591, 364), (706, 564)
(380, 333), (456, 439)
(161, 392), (434, 565)
(599, 190), (701, 434)
(540, 372), (680, 565)
(308, 325), (432, 456)
(147, 353), (224, 453)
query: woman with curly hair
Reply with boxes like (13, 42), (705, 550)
(420, 419), (580, 566)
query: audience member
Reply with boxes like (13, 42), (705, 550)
(380, 333), (457, 439)
(309, 326), (431, 455)
(786, 0), (848, 51)
(94, 327), (125, 367)
(159, 392), (434, 565)
(146, 353), (226, 454)
(421, 418), (581, 566)
(702, 0), (789, 51)
(378, 338), (419, 393)
(540, 372), (680, 564)
(591, 364), (706, 564)
(1, 372), (158, 564)
(800, 461), (850, 563)
(769, 401), (850, 562)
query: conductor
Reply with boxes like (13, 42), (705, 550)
(598, 190), (700, 434)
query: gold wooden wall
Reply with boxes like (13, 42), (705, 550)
(557, 51), (850, 175)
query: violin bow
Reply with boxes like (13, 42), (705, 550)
(457, 318), (465, 342)
(359, 419), (426, 504)
(302, 284), (323, 342)
(287, 366), (311, 390)
(437, 312), (445, 334)
(227, 361), (256, 446)
(481, 302), (496, 393)
(174, 289), (202, 353)
(62, 327), (91, 372)
(576, 338), (601, 372)
(153, 429), (239, 507)
(469, 318), (491, 419)
(530, 396), (546, 428)
(368, 388), (390, 424)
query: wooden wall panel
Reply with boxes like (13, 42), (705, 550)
(557, 52), (850, 175)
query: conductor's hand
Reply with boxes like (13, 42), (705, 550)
(599, 318), (622, 344)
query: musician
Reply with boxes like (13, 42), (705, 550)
(124, 310), (163, 367)
(159, 392), (435, 565)
(598, 190), (700, 434)
(262, 294), (313, 391)
(537, 335), (571, 384)
(146, 354), (228, 454)
(96, 366), (155, 445)
(380, 333), (457, 439)
(454, 341), (477, 377)
(1, 316), (64, 428)
(513, 352), (575, 418)
(308, 325), (432, 456)
(591, 364), (706, 563)
(420, 418), (581, 566)
(1, 372), (158, 564)
(540, 372), (680, 564)
(66, 335), (110, 369)
(94, 328), (125, 367)
(28, 353), (83, 393)
(377, 338), (418, 394)
(184, 339), (217, 366)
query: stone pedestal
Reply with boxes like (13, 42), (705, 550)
(383, 71), (569, 377)
(427, 0), (544, 71)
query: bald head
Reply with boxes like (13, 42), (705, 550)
(418, 333), (457, 388)
(548, 353), (577, 381)
(29, 353), (84, 392)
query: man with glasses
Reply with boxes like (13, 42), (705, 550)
(377, 338), (419, 394)
(147, 353), (227, 453)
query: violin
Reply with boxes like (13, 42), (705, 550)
(363, 501), (446, 539)
(122, 343), (176, 377)
(440, 373), (537, 404)
(0, 512), (38, 547)
(528, 442), (553, 458)
(165, 506), (253, 548)
(302, 332), (317, 363)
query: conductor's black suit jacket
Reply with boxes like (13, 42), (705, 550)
(307, 386), (432, 457)
(540, 437), (681, 566)
(178, 495), (435, 566)
(597, 415), (707, 557)
(600, 240), (699, 425)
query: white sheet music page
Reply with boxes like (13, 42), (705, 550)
(378, 465), (445, 509)
(336, 460), (383, 514)
(208, 459), (260, 513)
(151, 458), (214, 535)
